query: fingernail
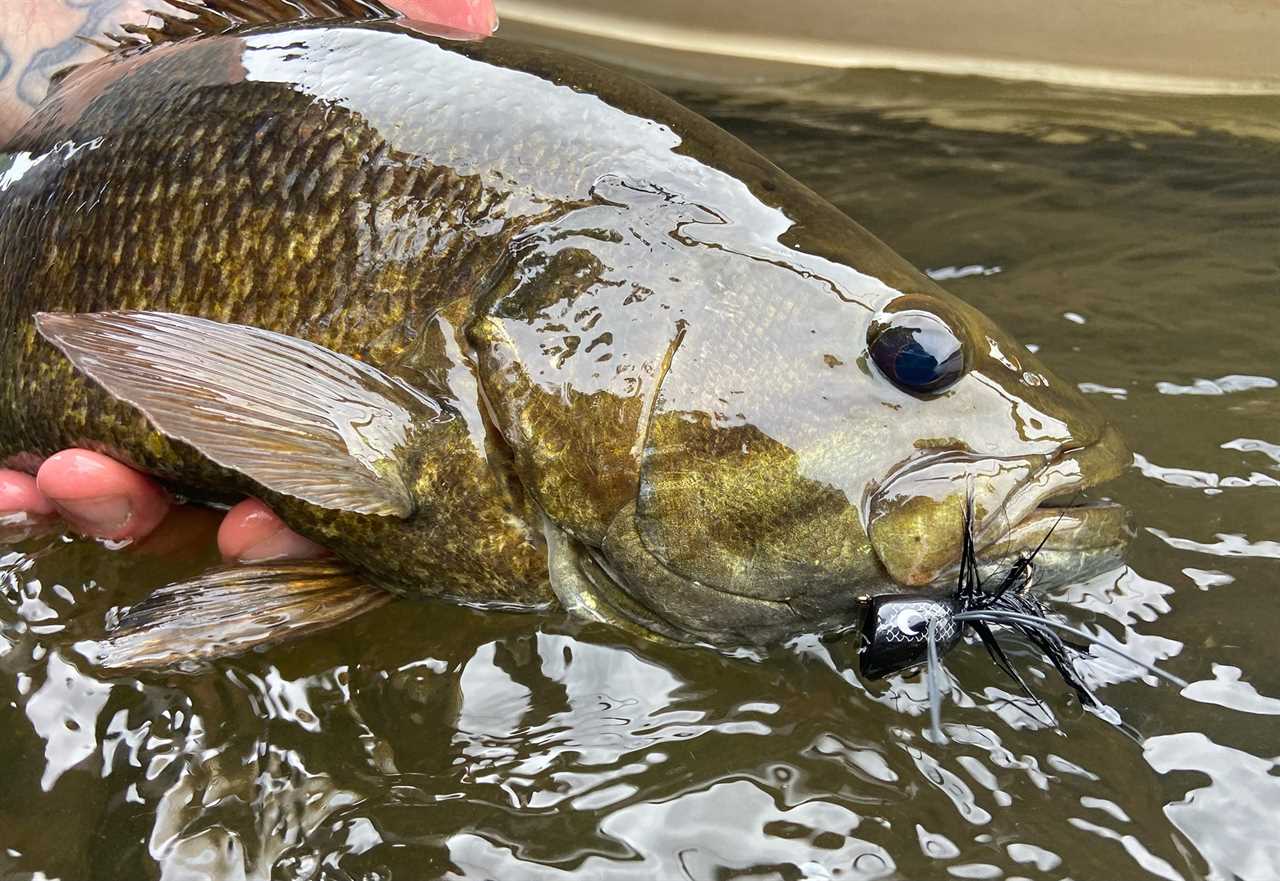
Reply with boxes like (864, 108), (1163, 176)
(237, 524), (328, 563)
(0, 470), (56, 516)
(53, 495), (133, 535)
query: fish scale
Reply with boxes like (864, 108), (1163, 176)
(0, 19), (553, 609)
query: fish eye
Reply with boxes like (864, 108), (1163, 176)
(868, 310), (966, 395)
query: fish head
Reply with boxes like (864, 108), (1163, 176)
(475, 163), (1130, 648)
(853, 286), (1133, 591)
(583, 223), (1133, 646)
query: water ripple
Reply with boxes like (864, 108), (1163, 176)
(1149, 528), (1280, 560)
(1145, 733), (1280, 880)
(1155, 375), (1277, 396)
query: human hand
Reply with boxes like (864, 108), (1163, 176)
(0, 450), (329, 560)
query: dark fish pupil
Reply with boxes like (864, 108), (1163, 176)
(895, 339), (943, 387)
(869, 311), (965, 394)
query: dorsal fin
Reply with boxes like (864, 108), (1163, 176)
(49, 0), (400, 92)
(104, 0), (400, 49)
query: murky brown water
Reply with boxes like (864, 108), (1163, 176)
(3, 68), (1279, 880)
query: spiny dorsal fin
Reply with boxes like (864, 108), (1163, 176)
(50, 0), (400, 95)
(104, 0), (400, 52)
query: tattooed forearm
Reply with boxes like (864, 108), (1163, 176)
(16, 0), (131, 106)
(0, 0), (153, 144)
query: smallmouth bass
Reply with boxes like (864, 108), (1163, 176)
(0, 0), (1132, 669)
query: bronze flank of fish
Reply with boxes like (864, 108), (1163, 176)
(0, 0), (1132, 669)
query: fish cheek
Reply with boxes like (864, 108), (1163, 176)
(633, 411), (879, 605)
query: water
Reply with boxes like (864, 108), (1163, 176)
(3, 68), (1279, 880)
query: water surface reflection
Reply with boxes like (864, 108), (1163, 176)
(3, 68), (1280, 880)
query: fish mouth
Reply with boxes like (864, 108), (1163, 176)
(973, 423), (1133, 590)
(966, 498), (1133, 591)
(870, 424), (1133, 591)
(973, 426), (1130, 550)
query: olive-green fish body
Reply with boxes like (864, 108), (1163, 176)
(0, 2), (1131, 662)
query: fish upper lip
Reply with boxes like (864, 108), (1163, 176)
(863, 422), (1130, 590)
(972, 431), (1129, 554)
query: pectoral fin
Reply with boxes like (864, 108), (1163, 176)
(87, 560), (392, 671)
(36, 310), (448, 517)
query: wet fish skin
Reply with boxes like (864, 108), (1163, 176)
(0, 7), (1130, 652)
(0, 21), (558, 605)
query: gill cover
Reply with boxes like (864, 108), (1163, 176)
(631, 265), (884, 610)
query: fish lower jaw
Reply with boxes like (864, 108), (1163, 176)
(910, 498), (1132, 599)
(969, 455), (1133, 590)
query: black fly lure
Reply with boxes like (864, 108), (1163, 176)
(858, 505), (1187, 740)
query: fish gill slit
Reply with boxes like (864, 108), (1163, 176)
(631, 318), (688, 469)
